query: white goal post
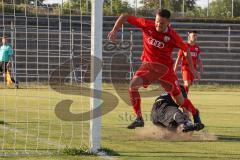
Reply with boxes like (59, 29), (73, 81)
(90, 0), (103, 153)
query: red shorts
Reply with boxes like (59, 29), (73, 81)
(133, 62), (181, 97)
(182, 70), (194, 83)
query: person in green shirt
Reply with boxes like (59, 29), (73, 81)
(0, 36), (19, 88)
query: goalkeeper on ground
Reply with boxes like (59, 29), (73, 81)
(0, 35), (19, 88)
(151, 85), (204, 132)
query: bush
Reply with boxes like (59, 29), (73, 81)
(60, 146), (94, 156)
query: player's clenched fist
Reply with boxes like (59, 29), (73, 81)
(107, 30), (117, 42)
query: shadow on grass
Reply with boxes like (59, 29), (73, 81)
(217, 135), (240, 142)
(120, 151), (240, 159)
(0, 120), (8, 125)
(120, 154), (240, 159)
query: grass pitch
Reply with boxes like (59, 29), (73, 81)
(0, 84), (240, 160)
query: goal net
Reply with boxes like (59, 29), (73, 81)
(0, 0), (102, 156)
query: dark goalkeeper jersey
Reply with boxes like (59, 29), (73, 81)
(151, 91), (188, 128)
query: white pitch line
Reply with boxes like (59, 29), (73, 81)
(0, 125), (65, 148)
(0, 125), (119, 159)
(97, 151), (118, 160)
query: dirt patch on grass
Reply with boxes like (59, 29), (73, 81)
(135, 125), (217, 141)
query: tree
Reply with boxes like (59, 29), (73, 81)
(103, 0), (132, 15)
(185, 6), (207, 18)
(62, 0), (132, 15)
(209, 0), (240, 18)
(16, 0), (45, 6)
(140, 0), (197, 14)
(185, 0), (195, 10)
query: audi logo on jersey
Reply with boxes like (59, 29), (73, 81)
(147, 37), (165, 49)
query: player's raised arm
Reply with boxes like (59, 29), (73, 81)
(108, 13), (149, 42)
(107, 13), (129, 42)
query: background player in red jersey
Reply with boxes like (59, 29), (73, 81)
(174, 31), (203, 94)
(108, 9), (204, 130)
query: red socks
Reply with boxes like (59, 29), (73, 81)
(181, 98), (197, 115)
(129, 89), (142, 118)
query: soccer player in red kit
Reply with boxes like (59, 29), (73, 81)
(174, 31), (203, 94)
(108, 9), (204, 130)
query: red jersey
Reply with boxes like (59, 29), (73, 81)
(127, 16), (188, 66)
(178, 43), (201, 71)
